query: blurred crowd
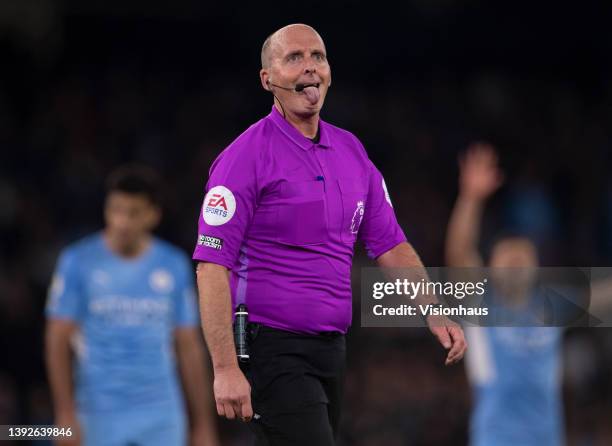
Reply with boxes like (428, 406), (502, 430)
(2, 2), (612, 445)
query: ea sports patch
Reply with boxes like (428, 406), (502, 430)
(202, 185), (236, 226)
(198, 234), (223, 250)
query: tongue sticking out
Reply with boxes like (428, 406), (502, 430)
(303, 85), (320, 104)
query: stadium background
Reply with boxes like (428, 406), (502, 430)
(1, 1), (612, 444)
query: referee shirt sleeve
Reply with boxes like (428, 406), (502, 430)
(192, 143), (259, 270)
(358, 161), (407, 259)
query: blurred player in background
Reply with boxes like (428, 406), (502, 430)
(446, 144), (564, 446)
(45, 165), (219, 446)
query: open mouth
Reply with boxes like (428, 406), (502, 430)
(297, 82), (321, 104)
(296, 82), (320, 91)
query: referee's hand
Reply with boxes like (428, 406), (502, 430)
(427, 315), (467, 366)
(213, 366), (253, 422)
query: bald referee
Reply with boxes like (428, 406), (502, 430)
(193, 23), (466, 446)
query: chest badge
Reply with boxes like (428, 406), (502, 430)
(350, 201), (365, 234)
(149, 269), (175, 294)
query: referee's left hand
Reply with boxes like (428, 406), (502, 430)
(427, 315), (467, 366)
(214, 365), (253, 422)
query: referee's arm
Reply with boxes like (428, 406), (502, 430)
(377, 242), (468, 366)
(196, 262), (253, 422)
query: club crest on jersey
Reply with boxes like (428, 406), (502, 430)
(350, 200), (365, 234)
(92, 269), (110, 286)
(202, 185), (236, 226)
(149, 269), (175, 294)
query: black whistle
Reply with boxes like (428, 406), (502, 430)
(234, 304), (249, 363)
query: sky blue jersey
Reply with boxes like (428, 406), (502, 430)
(46, 233), (199, 414)
(465, 296), (564, 446)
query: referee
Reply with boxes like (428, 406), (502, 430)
(193, 23), (467, 445)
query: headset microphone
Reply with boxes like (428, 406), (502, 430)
(267, 80), (318, 92)
(265, 80), (321, 119)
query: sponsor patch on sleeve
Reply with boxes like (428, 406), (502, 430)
(202, 185), (236, 226)
(198, 234), (224, 250)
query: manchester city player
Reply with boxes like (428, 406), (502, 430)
(45, 166), (219, 446)
(446, 144), (564, 446)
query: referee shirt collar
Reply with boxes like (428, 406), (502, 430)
(269, 105), (331, 150)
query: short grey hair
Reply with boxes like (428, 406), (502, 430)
(261, 32), (275, 68)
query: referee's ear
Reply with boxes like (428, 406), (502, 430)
(260, 69), (271, 91)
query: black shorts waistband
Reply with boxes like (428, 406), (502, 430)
(248, 323), (344, 338)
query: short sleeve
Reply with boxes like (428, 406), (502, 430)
(173, 254), (199, 327)
(45, 249), (85, 321)
(192, 143), (259, 270)
(358, 162), (407, 259)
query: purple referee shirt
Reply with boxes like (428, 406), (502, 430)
(193, 106), (406, 334)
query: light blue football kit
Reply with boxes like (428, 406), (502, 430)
(46, 233), (199, 446)
(465, 294), (564, 446)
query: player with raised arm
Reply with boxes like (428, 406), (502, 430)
(446, 143), (564, 446)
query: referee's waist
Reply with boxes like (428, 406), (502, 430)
(248, 322), (344, 338)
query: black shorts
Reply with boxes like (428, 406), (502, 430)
(242, 324), (346, 446)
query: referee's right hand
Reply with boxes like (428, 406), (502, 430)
(213, 366), (253, 422)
